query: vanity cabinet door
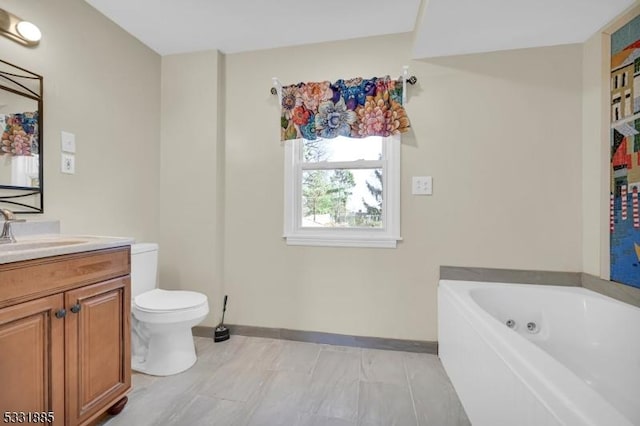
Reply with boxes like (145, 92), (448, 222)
(64, 277), (131, 426)
(0, 294), (65, 426)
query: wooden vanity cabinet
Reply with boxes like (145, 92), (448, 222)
(0, 247), (131, 426)
(0, 294), (65, 423)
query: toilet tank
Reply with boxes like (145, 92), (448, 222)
(130, 243), (159, 299)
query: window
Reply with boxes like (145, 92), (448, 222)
(284, 135), (401, 248)
(635, 58), (640, 74)
(623, 72), (627, 87)
(11, 154), (39, 187)
(614, 75), (619, 89)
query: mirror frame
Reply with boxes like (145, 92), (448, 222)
(0, 59), (43, 213)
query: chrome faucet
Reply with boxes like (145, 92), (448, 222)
(0, 208), (25, 244)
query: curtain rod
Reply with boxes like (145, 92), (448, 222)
(270, 75), (418, 96)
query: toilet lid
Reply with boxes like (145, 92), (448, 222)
(135, 289), (208, 312)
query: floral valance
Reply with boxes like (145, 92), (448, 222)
(1, 112), (39, 156)
(280, 76), (410, 141)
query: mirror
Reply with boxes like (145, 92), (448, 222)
(0, 59), (43, 213)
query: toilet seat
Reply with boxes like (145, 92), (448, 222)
(135, 289), (207, 312)
(132, 289), (209, 324)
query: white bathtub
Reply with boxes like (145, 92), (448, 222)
(438, 280), (640, 426)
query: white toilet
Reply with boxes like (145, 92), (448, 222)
(130, 243), (209, 376)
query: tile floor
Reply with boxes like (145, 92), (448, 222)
(100, 336), (470, 426)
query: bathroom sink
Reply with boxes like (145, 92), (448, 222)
(0, 234), (134, 265)
(0, 238), (89, 252)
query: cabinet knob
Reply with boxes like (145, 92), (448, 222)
(55, 309), (66, 319)
(70, 303), (81, 314)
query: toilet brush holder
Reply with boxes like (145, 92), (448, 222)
(214, 325), (229, 342)
(214, 295), (230, 342)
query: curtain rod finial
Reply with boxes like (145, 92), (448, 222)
(271, 77), (281, 96)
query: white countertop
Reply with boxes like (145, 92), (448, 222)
(0, 234), (134, 264)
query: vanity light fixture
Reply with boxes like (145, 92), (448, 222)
(0, 8), (41, 46)
(16, 21), (41, 42)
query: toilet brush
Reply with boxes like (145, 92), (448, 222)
(214, 295), (230, 342)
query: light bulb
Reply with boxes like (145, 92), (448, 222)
(16, 21), (41, 42)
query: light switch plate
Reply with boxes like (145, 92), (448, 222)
(412, 176), (433, 195)
(61, 131), (76, 153)
(61, 153), (75, 174)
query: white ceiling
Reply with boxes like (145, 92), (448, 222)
(84, 0), (421, 56)
(413, 0), (637, 58)
(85, 0), (636, 58)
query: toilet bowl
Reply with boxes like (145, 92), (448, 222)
(130, 243), (209, 376)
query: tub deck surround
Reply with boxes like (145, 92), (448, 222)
(582, 273), (640, 308)
(439, 265), (582, 286)
(438, 280), (640, 426)
(441, 265), (640, 309)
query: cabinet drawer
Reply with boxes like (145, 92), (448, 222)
(0, 247), (130, 308)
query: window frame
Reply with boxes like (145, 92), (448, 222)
(283, 135), (401, 248)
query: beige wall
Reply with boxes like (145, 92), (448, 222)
(0, 0), (593, 341)
(0, 0), (160, 241)
(224, 34), (584, 341)
(159, 51), (225, 327)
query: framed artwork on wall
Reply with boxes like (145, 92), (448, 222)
(610, 14), (640, 289)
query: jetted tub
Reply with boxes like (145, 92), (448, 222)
(438, 280), (640, 426)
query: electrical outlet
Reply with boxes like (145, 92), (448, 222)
(412, 176), (432, 195)
(61, 153), (75, 174)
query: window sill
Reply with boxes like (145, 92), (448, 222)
(284, 235), (401, 248)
